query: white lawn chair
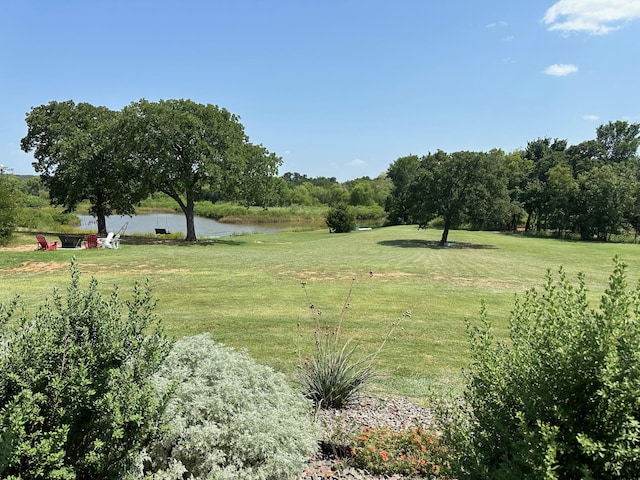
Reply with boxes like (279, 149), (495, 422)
(97, 232), (114, 248)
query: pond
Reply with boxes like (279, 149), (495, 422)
(77, 214), (284, 238)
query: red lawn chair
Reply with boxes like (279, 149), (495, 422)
(36, 234), (57, 251)
(84, 234), (99, 249)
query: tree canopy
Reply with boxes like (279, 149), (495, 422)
(384, 120), (640, 243)
(21, 101), (150, 234)
(407, 150), (511, 246)
(120, 99), (281, 241)
(0, 166), (16, 240)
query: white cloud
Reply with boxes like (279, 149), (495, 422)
(347, 158), (367, 167)
(545, 63), (579, 76)
(486, 20), (508, 28)
(543, 0), (640, 35)
(583, 114), (600, 121)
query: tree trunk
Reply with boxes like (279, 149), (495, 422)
(184, 190), (197, 242)
(439, 222), (450, 246)
(96, 214), (107, 235)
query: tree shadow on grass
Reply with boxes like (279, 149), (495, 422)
(121, 236), (243, 247)
(378, 239), (496, 250)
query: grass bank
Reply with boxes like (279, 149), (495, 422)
(2, 226), (640, 399)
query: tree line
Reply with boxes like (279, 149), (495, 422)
(7, 97), (640, 243)
(386, 121), (640, 245)
(17, 99), (392, 241)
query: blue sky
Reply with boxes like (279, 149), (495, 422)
(1, 1), (639, 181)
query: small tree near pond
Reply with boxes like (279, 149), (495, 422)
(326, 203), (356, 233)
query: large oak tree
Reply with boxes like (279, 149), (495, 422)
(21, 101), (148, 234)
(121, 99), (281, 241)
(408, 150), (510, 246)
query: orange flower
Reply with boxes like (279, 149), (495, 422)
(421, 445), (427, 452)
(380, 450), (389, 462)
(433, 464), (440, 473)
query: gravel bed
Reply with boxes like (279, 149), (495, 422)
(297, 396), (437, 480)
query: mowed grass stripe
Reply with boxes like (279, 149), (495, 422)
(2, 225), (640, 399)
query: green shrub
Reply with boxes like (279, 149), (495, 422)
(326, 203), (356, 233)
(0, 259), (171, 480)
(136, 334), (319, 480)
(446, 257), (640, 479)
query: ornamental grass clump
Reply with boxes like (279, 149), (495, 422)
(297, 280), (410, 409)
(349, 425), (448, 477)
(445, 256), (640, 479)
(135, 334), (320, 480)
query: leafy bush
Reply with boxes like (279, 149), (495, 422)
(326, 203), (356, 233)
(136, 334), (319, 480)
(446, 257), (640, 479)
(349, 426), (447, 477)
(0, 259), (171, 479)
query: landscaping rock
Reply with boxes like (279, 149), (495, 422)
(298, 396), (436, 480)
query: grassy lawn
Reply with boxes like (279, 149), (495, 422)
(2, 226), (640, 400)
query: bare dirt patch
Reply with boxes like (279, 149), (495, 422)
(0, 245), (38, 252)
(9, 261), (68, 273)
(279, 270), (416, 282)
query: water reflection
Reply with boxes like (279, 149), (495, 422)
(77, 214), (282, 238)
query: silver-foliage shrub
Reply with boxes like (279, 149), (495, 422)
(136, 334), (320, 480)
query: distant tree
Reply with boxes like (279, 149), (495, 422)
(329, 183), (350, 205)
(21, 100), (149, 234)
(326, 203), (356, 233)
(282, 172), (311, 186)
(566, 140), (606, 176)
(626, 181), (640, 240)
(121, 99), (281, 241)
(596, 120), (640, 164)
(546, 164), (578, 236)
(408, 150), (510, 246)
(219, 142), (282, 207)
(385, 155), (420, 225)
(370, 174), (393, 207)
(465, 149), (518, 231)
(500, 150), (532, 230)
(349, 181), (376, 206)
(574, 164), (636, 241)
(287, 183), (320, 206)
(521, 138), (567, 231)
(0, 167), (16, 240)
